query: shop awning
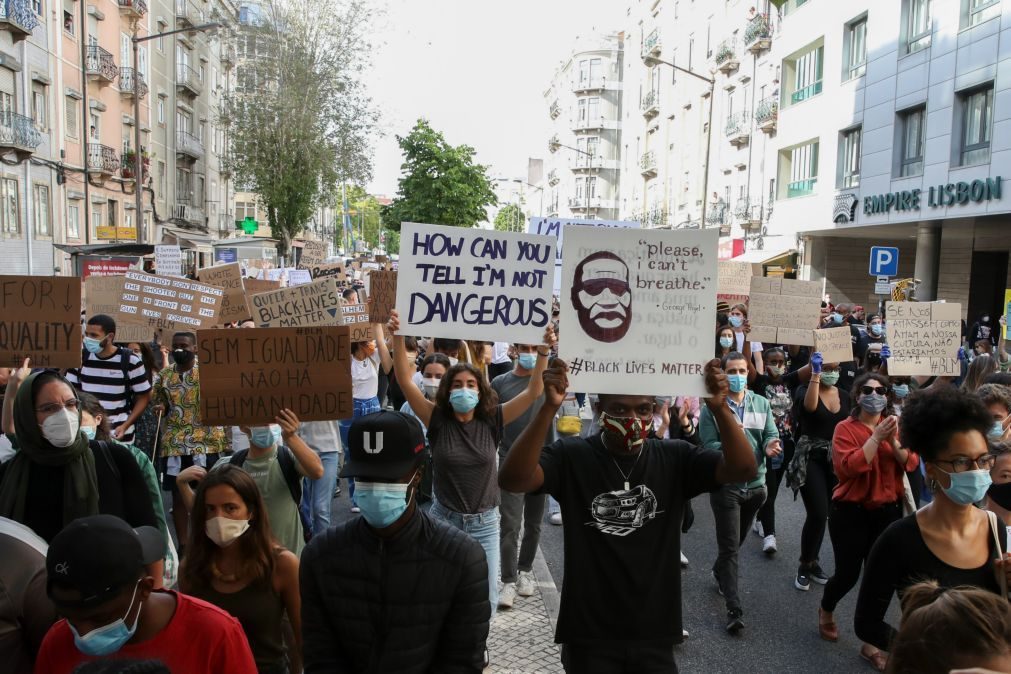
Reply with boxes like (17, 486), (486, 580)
(732, 247), (797, 265)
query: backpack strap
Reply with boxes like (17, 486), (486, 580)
(275, 446), (302, 505)
(230, 449), (248, 468)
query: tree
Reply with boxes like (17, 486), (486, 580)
(381, 119), (497, 231)
(224, 0), (379, 259)
(493, 203), (526, 232)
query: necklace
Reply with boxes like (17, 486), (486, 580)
(611, 445), (646, 491)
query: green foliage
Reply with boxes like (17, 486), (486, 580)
(493, 203), (526, 232)
(381, 119), (497, 231)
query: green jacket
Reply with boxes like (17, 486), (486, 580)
(699, 391), (778, 489)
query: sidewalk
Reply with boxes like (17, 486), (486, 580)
(486, 546), (563, 673)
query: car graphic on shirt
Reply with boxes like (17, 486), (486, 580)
(590, 485), (658, 528)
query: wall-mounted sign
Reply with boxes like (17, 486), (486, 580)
(864, 177), (1002, 215)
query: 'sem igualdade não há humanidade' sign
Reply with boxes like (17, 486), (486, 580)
(864, 177), (1002, 215)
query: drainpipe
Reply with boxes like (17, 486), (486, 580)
(80, 0), (90, 246)
(20, 26), (31, 273)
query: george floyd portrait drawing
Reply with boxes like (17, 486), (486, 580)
(569, 251), (633, 343)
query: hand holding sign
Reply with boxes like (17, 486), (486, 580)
(275, 408), (301, 440)
(703, 359), (730, 410)
(542, 359), (569, 410)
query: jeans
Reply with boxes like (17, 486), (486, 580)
(339, 397), (382, 504)
(757, 454), (785, 536)
(561, 643), (677, 673)
(799, 452), (837, 565)
(548, 495), (561, 515)
(302, 452), (340, 536)
(822, 501), (901, 613)
(709, 484), (768, 613)
(499, 489), (546, 584)
(430, 499), (501, 614)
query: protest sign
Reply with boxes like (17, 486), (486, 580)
(0, 276), (82, 368)
(288, 269), (312, 286)
(154, 245), (183, 276)
(242, 278), (282, 296)
(746, 277), (823, 345)
(249, 277), (342, 328)
(83, 276), (159, 343)
(197, 326), (353, 426)
(197, 263), (248, 324)
(308, 263), (347, 284)
(341, 304), (373, 341)
(1005, 289), (1011, 339)
(813, 327), (854, 364)
(558, 226), (718, 396)
(886, 302), (962, 376)
(528, 217), (639, 292)
(119, 272), (224, 331)
(367, 270), (397, 324)
(298, 241), (327, 269)
(396, 222), (555, 343)
(717, 261), (755, 302)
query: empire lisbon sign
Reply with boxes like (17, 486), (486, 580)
(864, 176), (1002, 215)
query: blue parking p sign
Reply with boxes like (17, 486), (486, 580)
(869, 246), (899, 277)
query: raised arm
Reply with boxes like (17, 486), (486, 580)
(373, 323), (393, 375)
(501, 324), (555, 425)
(498, 360), (567, 493)
(388, 310), (435, 427)
(803, 352), (823, 412)
(277, 409), (324, 480)
(2, 358), (29, 435)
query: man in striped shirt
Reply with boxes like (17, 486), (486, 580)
(66, 314), (152, 444)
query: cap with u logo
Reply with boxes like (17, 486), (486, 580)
(341, 410), (427, 481)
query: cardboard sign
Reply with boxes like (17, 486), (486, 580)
(366, 270), (397, 324)
(249, 277), (343, 328)
(0, 276), (82, 368)
(396, 222), (555, 343)
(308, 263), (347, 283)
(119, 271), (224, 331)
(288, 269), (312, 286)
(558, 226), (718, 396)
(197, 326), (353, 425)
(886, 302), (962, 376)
(197, 263), (249, 324)
(340, 304), (373, 341)
(528, 216), (639, 292)
(242, 278), (282, 296)
(298, 240), (328, 269)
(717, 261), (755, 300)
(747, 277), (823, 345)
(154, 245), (183, 276)
(1004, 289), (1011, 339)
(83, 276), (158, 343)
(813, 326), (854, 364)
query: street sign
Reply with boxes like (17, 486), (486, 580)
(869, 246), (899, 276)
(874, 276), (892, 295)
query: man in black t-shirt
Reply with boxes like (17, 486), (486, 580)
(499, 359), (757, 673)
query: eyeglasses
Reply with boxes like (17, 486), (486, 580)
(934, 454), (998, 473)
(580, 278), (630, 296)
(36, 399), (79, 416)
(860, 386), (888, 396)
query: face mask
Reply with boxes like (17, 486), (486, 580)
(69, 581), (142, 656)
(892, 384), (909, 399)
(355, 476), (416, 528)
(81, 425), (96, 441)
(820, 371), (840, 386)
(449, 388), (480, 413)
(41, 408), (81, 448)
(830, 313), (844, 325)
(983, 316), (991, 323)
(989, 422), (1006, 440)
(249, 424), (281, 448)
(363, 342), (377, 357)
(83, 336), (104, 354)
(205, 516), (251, 547)
(171, 349), (195, 367)
(859, 393), (887, 415)
(448, 357), (459, 367)
(719, 336), (734, 349)
(870, 324), (884, 336)
(988, 481), (1011, 510)
(599, 412), (649, 453)
(728, 315), (743, 328)
(938, 467), (992, 506)
(727, 374), (747, 393)
(517, 353), (538, 370)
(422, 377), (441, 399)
(768, 365), (786, 378)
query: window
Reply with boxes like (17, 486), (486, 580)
(577, 98), (587, 123)
(587, 97), (599, 123)
(89, 113), (99, 141)
(31, 84), (46, 130)
(905, 0), (931, 54)
(33, 184), (49, 237)
(67, 203), (80, 239)
(157, 160), (166, 196)
(900, 106), (926, 176)
(788, 44), (823, 105)
(91, 207), (101, 236)
(157, 98), (164, 125)
(961, 85), (994, 165)
(967, 0), (1000, 26)
(586, 176), (597, 200)
(1, 177), (18, 234)
(845, 17), (867, 79)
(64, 96), (77, 139)
(785, 140), (819, 197)
(63, 9), (73, 35)
(840, 126), (862, 188)
(588, 58), (601, 87)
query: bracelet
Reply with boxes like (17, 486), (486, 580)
(537, 349), (550, 357)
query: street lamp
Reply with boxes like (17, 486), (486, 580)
(131, 21), (221, 244)
(641, 53), (716, 230)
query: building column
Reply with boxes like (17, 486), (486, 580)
(913, 223), (942, 301)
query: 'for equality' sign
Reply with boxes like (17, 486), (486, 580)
(0, 276), (82, 368)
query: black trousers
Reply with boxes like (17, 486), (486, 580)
(561, 644), (677, 673)
(821, 500), (901, 612)
(798, 452), (837, 565)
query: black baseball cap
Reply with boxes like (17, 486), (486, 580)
(46, 515), (164, 608)
(341, 410), (427, 480)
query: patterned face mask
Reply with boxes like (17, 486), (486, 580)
(599, 412), (650, 453)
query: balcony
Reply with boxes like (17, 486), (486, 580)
(87, 143), (120, 176)
(119, 68), (148, 99)
(175, 0), (196, 27)
(176, 63), (202, 97)
(641, 90), (659, 118)
(86, 46), (118, 84)
(176, 130), (204, 160)
(568, 196), (618, 212)
(220, 45), (236, 69)
(173, 202), (205, 226)
(744, 13), (772, 53)
(0, 0), (39, 41)
(705, 201), (728, 226)
(787, 178), (817, 198)
(548, 135), (559, 153)
(714, 39), (739, 74)
(118, 0), (147, 17)
(0, 111), (42, 160)
(791, 80), (822, 105)
(640, 150), (657, 177)
(572, 77), (609, 94)
(637, 205), (670, 228)
(549, 100), (560, 119)
(573, 116), (620, 133)
(642, 29), (661, 58)
(547, 169), (559, 186)
(546, 201), (559, 217)
(120, 150), (149, 180)
(725, 111), (750, 146)
(755, 95), (778, 133)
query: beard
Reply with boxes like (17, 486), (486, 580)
(577, 303), (632, 343)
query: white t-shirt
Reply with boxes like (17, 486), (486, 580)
(735, 331), (763, 353)
(299, 420), (342, 454)
(352, 351), (381, 399)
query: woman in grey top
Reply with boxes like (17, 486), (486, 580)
(389, 310), (553, 612)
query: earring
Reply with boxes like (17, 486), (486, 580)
(928, 478), (939, 493)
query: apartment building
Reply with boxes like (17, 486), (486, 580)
(542, 32), (623, 222)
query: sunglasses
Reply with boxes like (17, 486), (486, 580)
(580, 278), (630, 296)
(860, 386), (888, 396)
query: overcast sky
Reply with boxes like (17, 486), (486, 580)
(366, 0), (628, 196)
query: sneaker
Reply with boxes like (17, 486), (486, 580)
(808, 563), (829, 585)
(498, 582), (516, 609)
(762, 534), (777, 554)
(516, 571), (536, 597)
(549, 512), (563, 525)
(712, 569), (724, 596)
(350, 505), (361, 514)
(680, 551), (689, 568)
(753, 519), (764, 537)
(682, 629), (689, 640)
(726, 609), (745, 634)
(795, 567), (811, 592)
(483, 649), (490, 668)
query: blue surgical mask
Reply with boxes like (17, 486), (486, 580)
(859, 393), (888, 415)
(69, 581), (142, 656)
(727, 374), (748, 393)
(728, 315), (743, 328)
(892, 384), (909, 399)
(83, 336), (104, 354)
(355, 475), (416, 528)
(870, 324), (884, 336)
(249, 424), (281, 448)
(831, 313), (844, 325)
(517, 353), (538, 370)
(81, 425), (97, 441)
(449, 389), (480, 413)
(989, 423), (1005, 440)
(719, 336), (734, 349)
(938, 468), (993, 506)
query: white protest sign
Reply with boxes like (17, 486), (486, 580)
(558, 226), (718, 396)
(718, 260), (755, 300)
(528, 216), (639, 292)
(154, 245), (183, 277)
(886, 302), (962, 376)
(287, 269), (312, 286)
(396, 222), (555, 343)
(747, 277), (823, 345)
(813, 327), (854, 364)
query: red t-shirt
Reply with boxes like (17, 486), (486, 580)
(34, 590), (257, 674)
(832, 416), (919, 508)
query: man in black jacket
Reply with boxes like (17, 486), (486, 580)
(300, 411), (490, 673)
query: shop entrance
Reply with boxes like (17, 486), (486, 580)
(967, 251), (1008, 327)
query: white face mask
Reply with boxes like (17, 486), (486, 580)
(41, 408), (81, 447)
(422, 376), (441, 398)
(448, 357), (459, 367)
(205, 516), (251, 547)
